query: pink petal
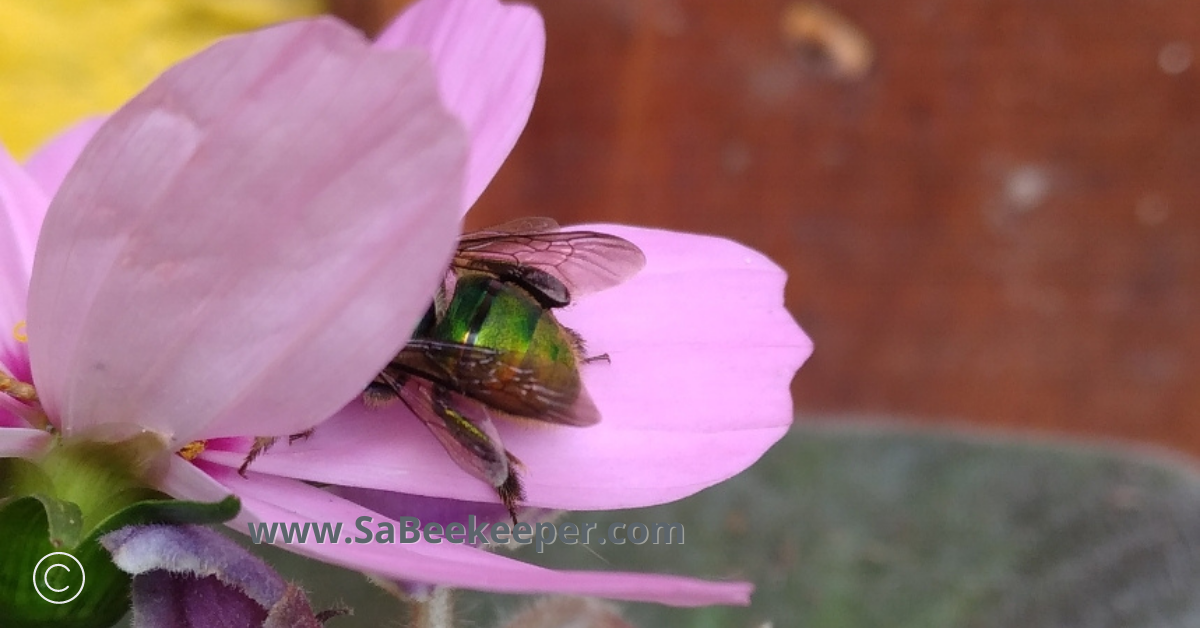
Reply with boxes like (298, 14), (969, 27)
(0, 426), (53, 458)
(159, 457), (751, 606)
(28, 19), (467, 445)
(0, 392), (35, 428)
(24, 117), (106, 199)
(201, 227), (811, 509)
(0, 143), (44, 382)
(376, 0), (544, 212)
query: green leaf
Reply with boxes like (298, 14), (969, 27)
(0, 496), (128, 628)
(0, 493), (240, 628)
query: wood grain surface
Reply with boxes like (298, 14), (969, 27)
(334, 1), (1200, 456)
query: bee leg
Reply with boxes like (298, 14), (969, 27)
(238, 436), (279, 476)
(362, 380), (400, 408)
(288, 428), (315, 444)
(497, 470), (526, 525)
(564, 325), (611, 364)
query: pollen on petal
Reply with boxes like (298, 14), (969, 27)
(12, 321), (27, 343)
(178, 440), (207, 461)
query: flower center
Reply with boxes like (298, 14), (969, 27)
(0, 371), (37, 403)
(178, 440), (207, 461)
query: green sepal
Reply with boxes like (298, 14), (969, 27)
(0, 493), (240, 628)
(0, 458), (53, 499)
(91, 494), (240, 537)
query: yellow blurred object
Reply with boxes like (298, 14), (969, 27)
(781, 2), (874, 80)
(0, 0), (322, 158)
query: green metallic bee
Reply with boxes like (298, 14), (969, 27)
(364, 218), (646, 521)
(237, 219), (644, 521)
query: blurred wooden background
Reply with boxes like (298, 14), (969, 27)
(334, 1), (1200, 456)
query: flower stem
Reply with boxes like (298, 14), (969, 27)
(411, 587), (454, 628)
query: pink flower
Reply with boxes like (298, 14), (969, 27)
(0, 0), (810, 607)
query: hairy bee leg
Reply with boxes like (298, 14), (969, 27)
(497, 449), (526, 524)
(498, 470), (526, 525)
(563, 325), (588, 354)
(288, 428), (314, 444)
(362, 380), (400, 408)
(564, 325), (610, 364)
(238, 436), (279, 476)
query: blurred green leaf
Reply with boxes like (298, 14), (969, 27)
(488, 422), (1200, 628)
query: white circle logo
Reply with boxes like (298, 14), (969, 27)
(32, 552), (86, 604)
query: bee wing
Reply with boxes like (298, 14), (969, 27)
(387, 375), (512, 489)
(396, 339), (602, 427)
(449, 357), (602, 427)
(455, 224), (646, 302)
(392, 339), (502, 385)
(527, 381), (600, 428)
(462, 217), (560, 236)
